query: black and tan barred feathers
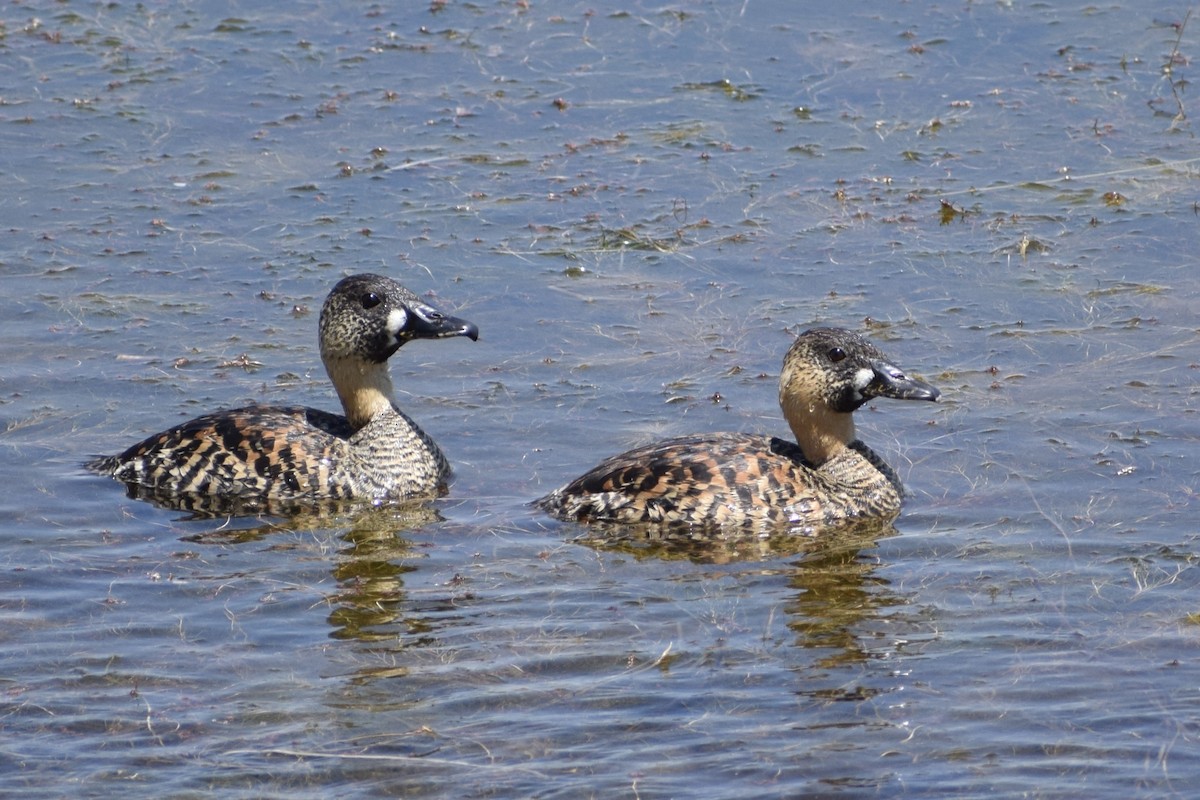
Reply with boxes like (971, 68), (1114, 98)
(87, 274), (478, 513)
(535, 327), (939, 534)
(89, 277), (939, 530)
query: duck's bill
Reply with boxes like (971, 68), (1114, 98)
(867, 360), (940, 402)
(409, 304), (480, 342)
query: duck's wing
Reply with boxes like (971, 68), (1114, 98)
(535, 432), (815, 527)
(86, 405), (353, 499)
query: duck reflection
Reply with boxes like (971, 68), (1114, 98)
(168, 503), (446, 657)
(120, 484), (442, 522)
(325, 512), (432, 643)
(570, 514), (898, 565)
(574, 515), (908, 674)
(175, 500), (441, 545)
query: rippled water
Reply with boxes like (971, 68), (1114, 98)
(3, 1), (1200, 797)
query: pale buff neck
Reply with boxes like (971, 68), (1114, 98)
(325, 357), (397, 430)
(780, 393), (856, 467)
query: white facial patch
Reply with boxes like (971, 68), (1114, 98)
(386, 307), (408, 336)
(852, 367), (874, 391)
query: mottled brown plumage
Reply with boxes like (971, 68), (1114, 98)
(87, 273), (478, 514)
(535, 327), (939, 534)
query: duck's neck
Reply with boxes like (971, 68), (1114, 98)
(782, 396), (856, 467)
(326, 357), (397, 430)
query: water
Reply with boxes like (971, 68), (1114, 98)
(3, 1), (1199, 797)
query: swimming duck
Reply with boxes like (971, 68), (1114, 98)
(87, 273), (478, 513)
(535, 327), (939, 533)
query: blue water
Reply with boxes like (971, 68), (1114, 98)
(3, 1), (1200, 797)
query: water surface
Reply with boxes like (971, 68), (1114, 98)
(3, 1), (1199, 797)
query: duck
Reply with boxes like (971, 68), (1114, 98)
(534, 327), (939, 533)
(87, 273), (478, 513)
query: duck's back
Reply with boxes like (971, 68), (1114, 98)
(87, 403), (451, 507)
(535, 431), (903, 531)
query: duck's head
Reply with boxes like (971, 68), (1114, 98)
(778, 327), (939, 464)
(319, 273), (478, 429)
(319, 273), (479, 365)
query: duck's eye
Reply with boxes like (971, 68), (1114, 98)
(361, 292), (382, 310)
(828, 346), (847, 362)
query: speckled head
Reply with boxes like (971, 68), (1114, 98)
(781, 327), (939, 413)
(779, 327), (938, 464)
(318, 273), (479, 364)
